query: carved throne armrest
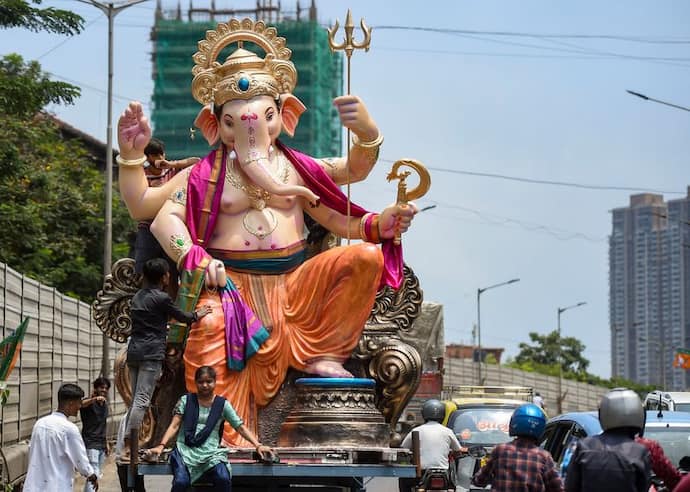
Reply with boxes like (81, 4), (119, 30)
(352, 264), (424, 429)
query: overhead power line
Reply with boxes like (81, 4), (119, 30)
(427, 166), (684, 195)
(374, 26), (690, 45)
(379, 159), (684, 195)
(426, 200), (607, 243)
(48, 72), (148, 104)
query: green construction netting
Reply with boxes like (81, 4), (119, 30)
(150, 19), (343, 160)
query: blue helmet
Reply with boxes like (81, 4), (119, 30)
(509, 403), (546, 439)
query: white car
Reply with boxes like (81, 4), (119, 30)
(644, 390), (690, 413)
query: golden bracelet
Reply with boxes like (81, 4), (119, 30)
(116, 155), (147, 167)
(352, 132), (384, 149)
(370, 215), (381, 244)
(359, 213), (373, 241)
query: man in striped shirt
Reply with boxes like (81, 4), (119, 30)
(132, 138), (199, 284)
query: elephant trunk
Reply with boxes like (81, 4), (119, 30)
(234, 108), (319, 207)
(241, 156), (320, 207)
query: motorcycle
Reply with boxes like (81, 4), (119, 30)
(413, 445), (488, 492)
(455, 445), (489, 492)
(415, 467), (455, 491)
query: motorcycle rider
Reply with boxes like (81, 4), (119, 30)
(564, 388), (651, 492)
(472, 403), (562, 492)
(399, 399), (466, 492)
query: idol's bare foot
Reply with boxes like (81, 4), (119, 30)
(305, 359), (353, 378)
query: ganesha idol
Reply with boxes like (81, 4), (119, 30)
(116, 18), (417, 445)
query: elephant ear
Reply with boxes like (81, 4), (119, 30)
(280, 94), (306, 138)
(193, 105), (220, 146)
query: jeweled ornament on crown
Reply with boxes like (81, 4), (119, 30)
(238, 76), (250, 91)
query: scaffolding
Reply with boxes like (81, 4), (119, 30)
(149, 2), (343, 160)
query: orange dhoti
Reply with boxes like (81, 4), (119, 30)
(183, 242), (384, 445)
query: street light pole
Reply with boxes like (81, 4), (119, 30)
(557, 301), (587, 414)
(476, 278), (520, 385)
(76, 0), (149, 378)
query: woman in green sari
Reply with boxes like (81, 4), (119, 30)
(145, 366), (273, 491)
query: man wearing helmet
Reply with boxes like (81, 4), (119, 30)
(564, 388), (651, 492)
(472, 403), (563, 492)
(398, 399), (466, 492)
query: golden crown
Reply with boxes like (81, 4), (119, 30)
(191, 18), (298, 106)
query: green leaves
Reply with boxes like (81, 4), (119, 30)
(0, 112), (134, 301)
(0, 54), (81, 117)
(508, 331), (655, 396)
(515, 330), (590, 375)
(0, 0), (84, 35)
(0, 56), (133, 302)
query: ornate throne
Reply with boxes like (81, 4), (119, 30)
(93, 254), (424, 447)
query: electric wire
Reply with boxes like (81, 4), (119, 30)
(377, 158), (685, 195)
(427, 167), (683, 195)
(47, 72), (150, 106)
(37, 15), (102, 60)
(374, 26), (690, 45)
(424, 201), (607, 243)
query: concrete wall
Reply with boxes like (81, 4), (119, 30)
(0, 262), (126, 485)
(445, 357), (608, 414)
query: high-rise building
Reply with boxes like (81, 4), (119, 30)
(610, 191), (690, 390)
(149, 0), (342, 159)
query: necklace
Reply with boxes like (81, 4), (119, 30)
(225, 151), (289, 210)
(224, 150), (285, 239)
(242, 208), (278, 240)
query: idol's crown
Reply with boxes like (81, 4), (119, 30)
(191, 18), (297, 106)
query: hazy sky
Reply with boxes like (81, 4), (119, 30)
(3, 0), (690, 378)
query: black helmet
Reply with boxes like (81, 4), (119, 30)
(599, 388), (645, 433)
(421, 399), (446, 423)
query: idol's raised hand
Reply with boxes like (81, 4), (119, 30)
(333, 95), (379, 141)
(117, 101), (151, 159)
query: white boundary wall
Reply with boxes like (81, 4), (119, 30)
(0, 261), (126, 484)
(445, 357), (608, 413)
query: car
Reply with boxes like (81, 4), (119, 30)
(442, 386), (534, 491)
(541, 410), (690, 485)
(644, 390), (690, 412)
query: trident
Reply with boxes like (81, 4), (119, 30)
(327, 10), (372, 244)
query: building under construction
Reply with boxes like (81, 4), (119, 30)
(150, 0), (343, 159)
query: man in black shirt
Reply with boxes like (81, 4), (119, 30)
(80, 376), (110, 492)
(124, 258), (211, 455)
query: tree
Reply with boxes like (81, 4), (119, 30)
(0, 0), (83, 35)
(508, 331), (656, 400)
(0, 107), (133, 301)
(0, 7), (133, 301)
(0, 54), (80, 116)
(515, 330), (590, 375)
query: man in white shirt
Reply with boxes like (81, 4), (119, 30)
(23, 383), (99, 492)
(533, 392), (546, 411)
(399, 399), (466, 492)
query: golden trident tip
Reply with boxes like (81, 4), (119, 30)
(327, 9), (371, 57)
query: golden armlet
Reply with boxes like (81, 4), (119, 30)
(352, 132), (384, 149)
